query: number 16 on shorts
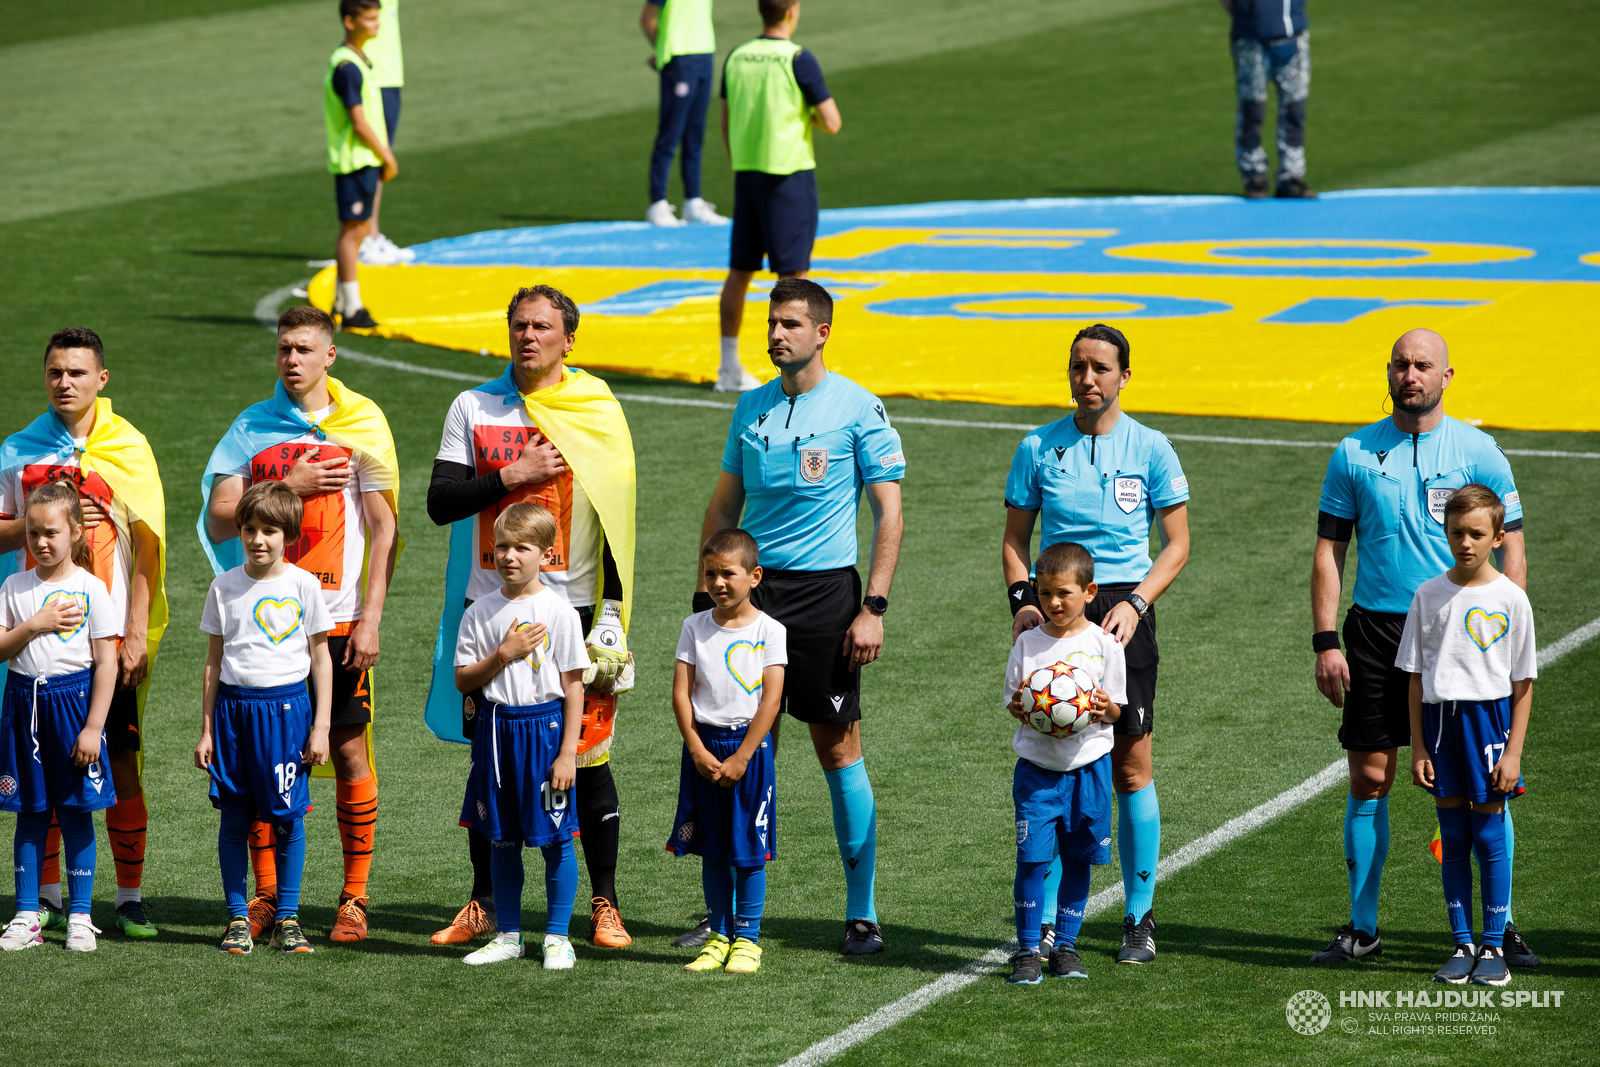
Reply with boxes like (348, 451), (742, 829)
(542, 781), (570, 813)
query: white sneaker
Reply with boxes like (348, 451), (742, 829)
(682, 197), (729, 225)
(646, 199), (685, 227)
(1, 913), (43, 951)
(464, 931), (525, 965)
(358, 234), (404, 266)
(65, 916), (100, 952)
(713, 368), (762, 393)
(374, 233), (416, 263)
(543, 934), (577, 970)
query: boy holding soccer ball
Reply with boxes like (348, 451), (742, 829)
(1003, 542), (1124, 984)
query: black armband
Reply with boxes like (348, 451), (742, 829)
(1316, 510), (1353, 542)
(692, 591), (715, 614)
(1008, 580), (1040, 617)
(1312, 630), (1341, 654)
(426, 459), (508, 527)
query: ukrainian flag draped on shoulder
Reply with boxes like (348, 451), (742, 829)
(0, 398), (168, 774)
(197, 376), (399, 776)
(423, 365), (636, 744)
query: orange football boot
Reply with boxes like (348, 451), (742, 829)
(590, 897), (633, 948)
(247, 894), (277, 940)
(431, 900), (497, 945)
(330, 896), (369, 943)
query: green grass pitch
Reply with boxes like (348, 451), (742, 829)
(1, 1), (1596, 1063)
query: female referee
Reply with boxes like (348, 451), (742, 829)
(1000, 323), (1191, 965)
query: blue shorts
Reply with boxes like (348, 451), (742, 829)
(731, 169), (819, 274)
(334, 166), (381, 222)
(460, 699), (574, 848)
(208, 681), (313, 822)
(1421, 697), (1525, 804)
(1013, 755), (1113, 865)
(0, 669), (114, 814)
(381, 87), (401, 146)
(667, 723), (776, 866)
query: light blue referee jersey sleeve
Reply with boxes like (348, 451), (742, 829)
(1318, 414), (1522, 615)
(720, 373), (905, 571)
(1004, 413), (1189, 586)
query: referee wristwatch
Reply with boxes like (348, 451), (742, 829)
(862, 595), (889, 616)
(1124, 592), (1150, 618)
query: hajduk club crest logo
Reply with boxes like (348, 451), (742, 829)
(0, 775), (16, 798)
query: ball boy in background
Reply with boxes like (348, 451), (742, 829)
(1003, 542), (1124, 985)
(669, 529), (786, 975)
(1400, 484), (1536, 988)
(452, 502), (588, 970)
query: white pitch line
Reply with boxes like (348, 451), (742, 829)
(254, 286), (1600, 459)
(781, 616), (1600, 1067)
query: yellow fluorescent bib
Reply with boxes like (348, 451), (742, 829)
(325, 44), (387, 174)
(725, 37), (814, 175)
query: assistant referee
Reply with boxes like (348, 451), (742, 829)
(1309, 328), (1537, 968)
(692, 278), (904, 955)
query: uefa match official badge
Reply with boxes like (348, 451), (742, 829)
(1286, 990), (1332, 1035)
(1427, 486), (1454, 524)
(1113, 476), (1144, 513)
(800, 448), (828, 483)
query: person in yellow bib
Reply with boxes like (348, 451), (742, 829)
(640, 0), (727, 227)
(325, 0), (399, 329)
(715, 0), (841, 393)
(0, 328), (169, 941)
(423, 285), (639, 951)
(201, 305), (400, 945)
(358, 0), (413, 266)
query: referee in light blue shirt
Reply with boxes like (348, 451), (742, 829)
(1002, 324), (1192, 966)
(1309, 327), (1538, 968)
(690, 277), (904, 956)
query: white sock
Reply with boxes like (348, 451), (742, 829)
(69, 912), (91, 924)
(720, 336), (741, 377)
(16, 911), (38, 923)
(543, 933), (569, 946)
(40, 883), (62, 910)
(115, 887), (141, 908)
(338, 280), (363, 313)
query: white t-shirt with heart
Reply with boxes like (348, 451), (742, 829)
(200, 565), (334, 689)
(454, 584), (589, 707)
(1396, 571), (1537, 704)
(675, 610), (788, 728)
(0, 566), (122, 678)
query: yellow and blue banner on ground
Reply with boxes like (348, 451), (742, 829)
(312, 189), (1600, 432)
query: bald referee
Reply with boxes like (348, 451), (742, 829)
(1310, 328), (1537, 968)
(689, 278), (903, 955)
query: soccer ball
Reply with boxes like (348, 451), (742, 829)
(1023, 661), (1098, 738)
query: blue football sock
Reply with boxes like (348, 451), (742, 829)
(1471, 809), (1510, 948)
(218, 811), (251, 919)
(1344, 794), (1388, 937)
(1117, 782), (1160, 922)
(734, 865), (766, 942)
(1055, 859), (1092, 949)
(1437, 805), (1474, 944)
(489, 840), (525, 934)
(272, 818), (307, 921)
(702, 859), (734, 937)
(1502, 802), (1515, 925)
(825, 758), (878, 923)
(1014, 860), (1049, 951)
(542, 836), (577, 937)
(57, 809), (95, 916)
(1040, 852), (1063, 926)
(13, 809), (51, 913)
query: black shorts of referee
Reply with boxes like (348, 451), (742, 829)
(1084, 582), (1157, 737)
(750, 566), (861, 725)
(1337, 605), (1411, 751)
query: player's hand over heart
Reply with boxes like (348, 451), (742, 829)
(1100, 601), (1141, 646)
(499, 431), (566, 490)
(282, 449), (352, 497)
(78, 494), (108, 530)
(31, 595), (83, 637)
(842, 607), (884, 671)
(1315, 649), (1350, 709)
(71, 727), (100, 768)
(1008, 687), (1027, 722)
(1012, 605), (1044, 644)
(303, 726), (331, 767)
(714, 750), (749, 787)
(498, 621), (546, 666)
